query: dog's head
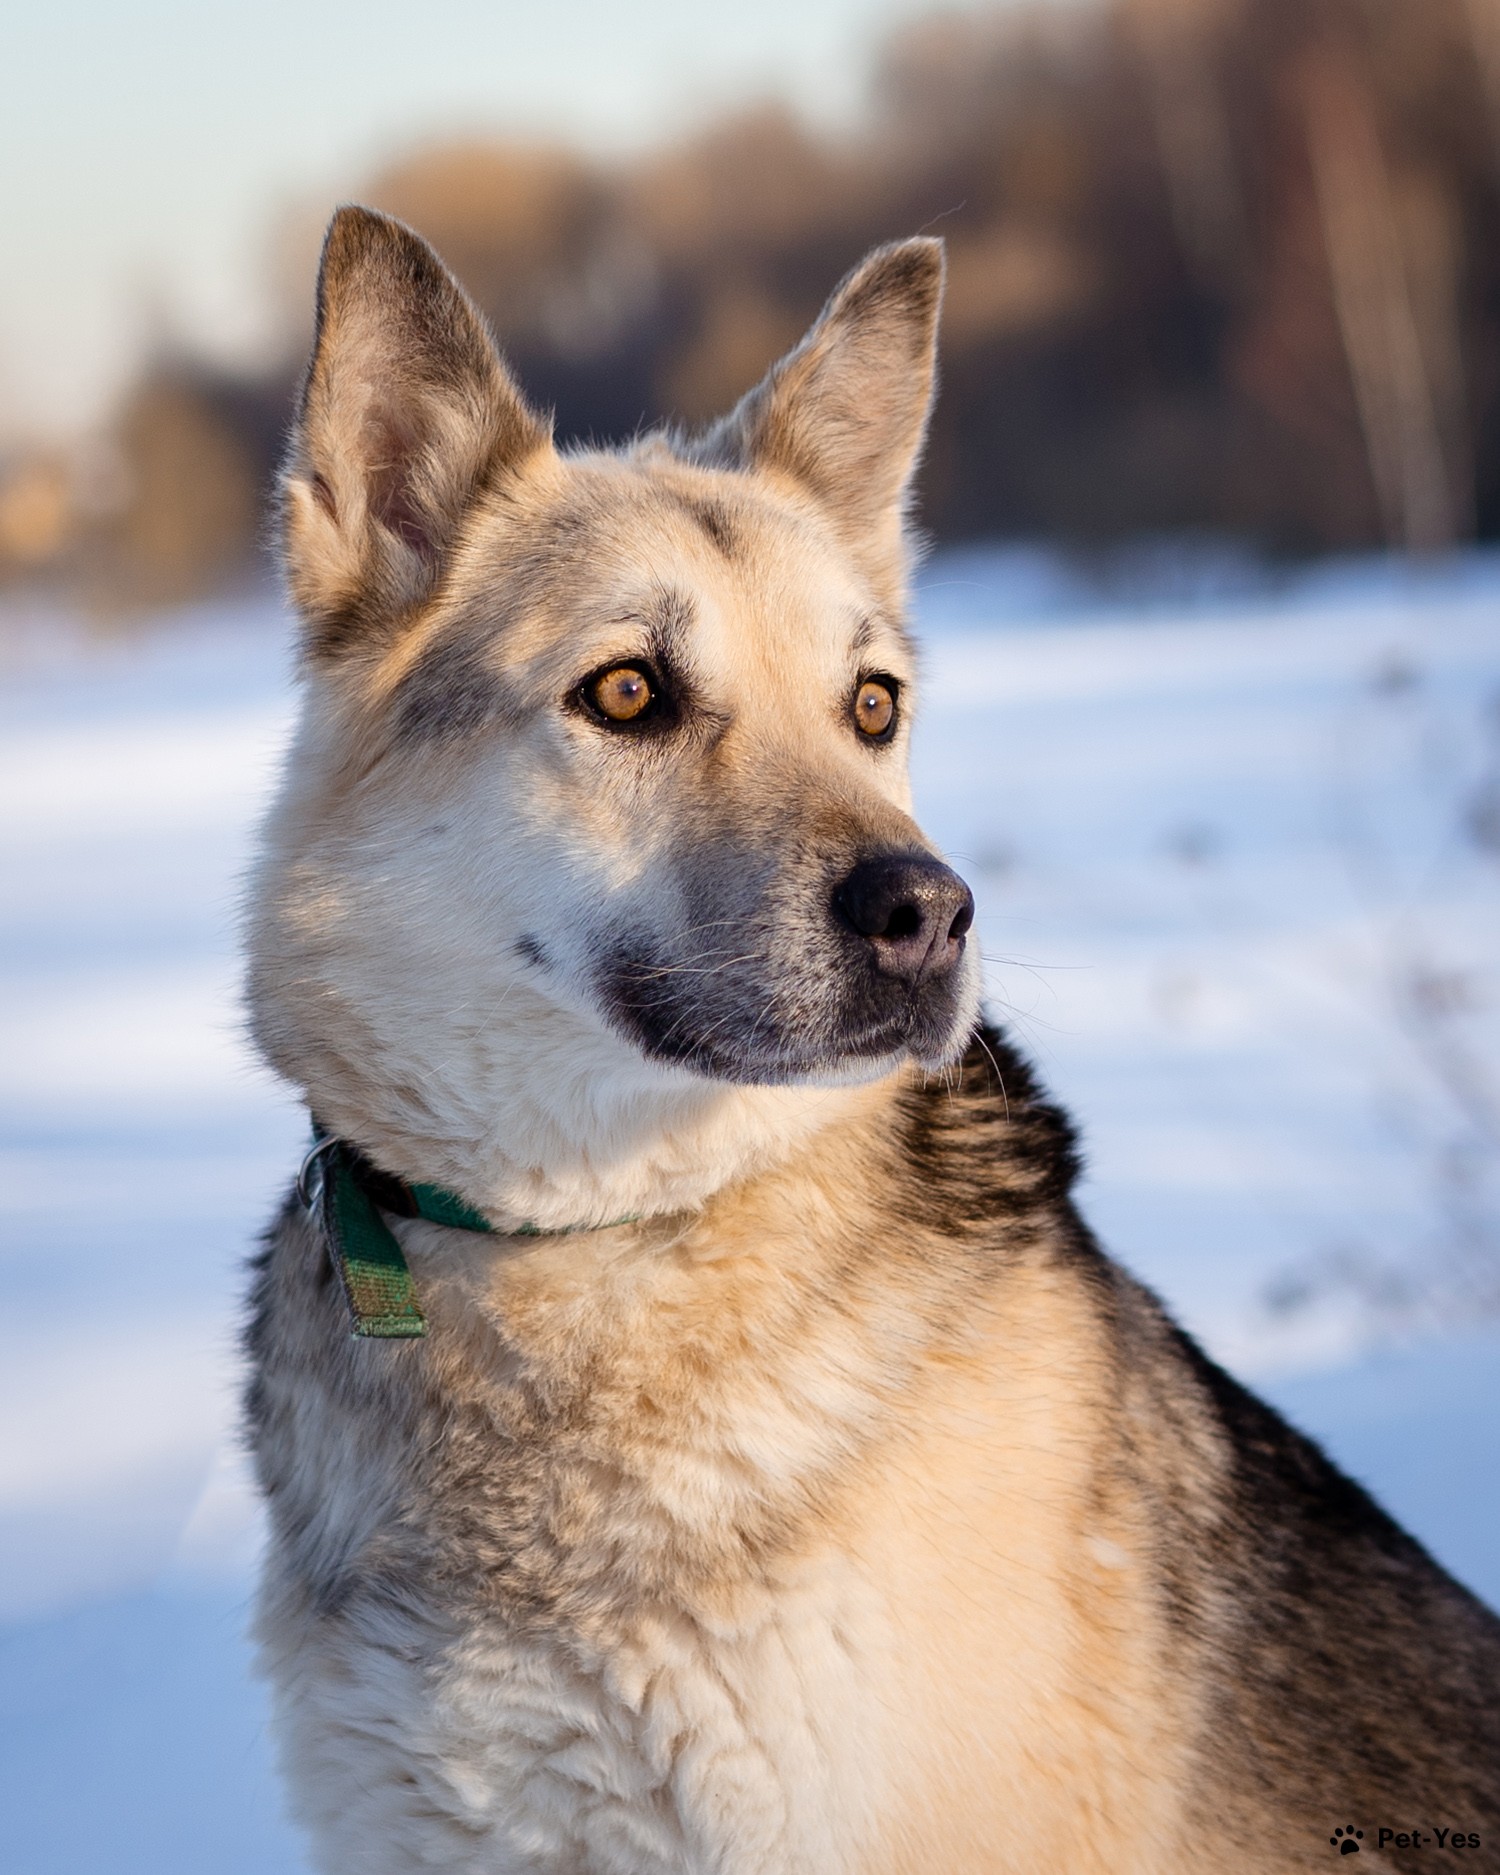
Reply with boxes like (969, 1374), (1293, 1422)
(249, 208), (979, 1213)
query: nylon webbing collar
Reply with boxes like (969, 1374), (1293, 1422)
(299, 1124), (637, 1339)
(301, 1127), (483, 1337)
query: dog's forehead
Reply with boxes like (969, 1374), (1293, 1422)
(466, 453), (906, 672)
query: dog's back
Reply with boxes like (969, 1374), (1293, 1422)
(1184, 1345), (1499, 1850)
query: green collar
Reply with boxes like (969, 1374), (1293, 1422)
(300, 1125), (637, 1339)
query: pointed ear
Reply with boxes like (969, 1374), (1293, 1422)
(709, 238), (944, 594)
(281, 205), (551, 657)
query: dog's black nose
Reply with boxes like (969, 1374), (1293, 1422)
(834, 853), (974, 984)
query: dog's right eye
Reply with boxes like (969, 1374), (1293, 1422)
(580, 664), (657, 726)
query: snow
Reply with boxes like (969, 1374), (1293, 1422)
(2, 554), (1497, 1871)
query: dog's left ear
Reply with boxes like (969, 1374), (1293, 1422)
(708, 238), (944, 596)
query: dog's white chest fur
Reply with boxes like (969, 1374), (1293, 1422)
(253, 1192), (925, 1875)
(265, 1535), (890, 1874)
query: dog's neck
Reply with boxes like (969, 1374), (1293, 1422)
(298, 971), (904, 1236)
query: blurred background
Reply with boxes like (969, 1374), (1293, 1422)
(2, 2), (1499, 1869)
(13, 0), (1500, 602)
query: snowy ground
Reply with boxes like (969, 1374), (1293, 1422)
(2, 551), (1498, 1873)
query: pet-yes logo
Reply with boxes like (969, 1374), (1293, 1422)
(1329, 1824), (1483, 1855)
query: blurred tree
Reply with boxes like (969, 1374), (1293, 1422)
(95, 364), (267, 607)
(0, 455), (72, 576)
(31, 0), (1500, 607)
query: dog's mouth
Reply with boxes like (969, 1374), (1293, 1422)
(597, 969), (971, 1083)
(593, 848), (978, 1085)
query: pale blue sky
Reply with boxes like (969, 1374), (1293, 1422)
(1, 0), (1026, 440)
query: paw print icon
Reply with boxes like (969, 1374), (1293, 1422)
(1331, 1827), (1364, 1855)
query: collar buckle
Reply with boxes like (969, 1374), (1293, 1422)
(296, 1131), (338, 1216)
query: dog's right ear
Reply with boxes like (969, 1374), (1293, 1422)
(281, 206), (551, 658)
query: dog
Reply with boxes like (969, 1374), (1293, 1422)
(243, 206), (1500, 1874)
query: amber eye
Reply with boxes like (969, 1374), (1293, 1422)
(586, 665), (655, 724)
(853, 677), (898, 740)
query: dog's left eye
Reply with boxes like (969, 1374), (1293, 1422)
(581, 664), (657, 725)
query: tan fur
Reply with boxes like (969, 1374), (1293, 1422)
(252, 1077), (1228, 1872)
(245, 209), (1500, 1875)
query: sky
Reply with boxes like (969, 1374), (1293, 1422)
(0, 0), (1026, 443)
